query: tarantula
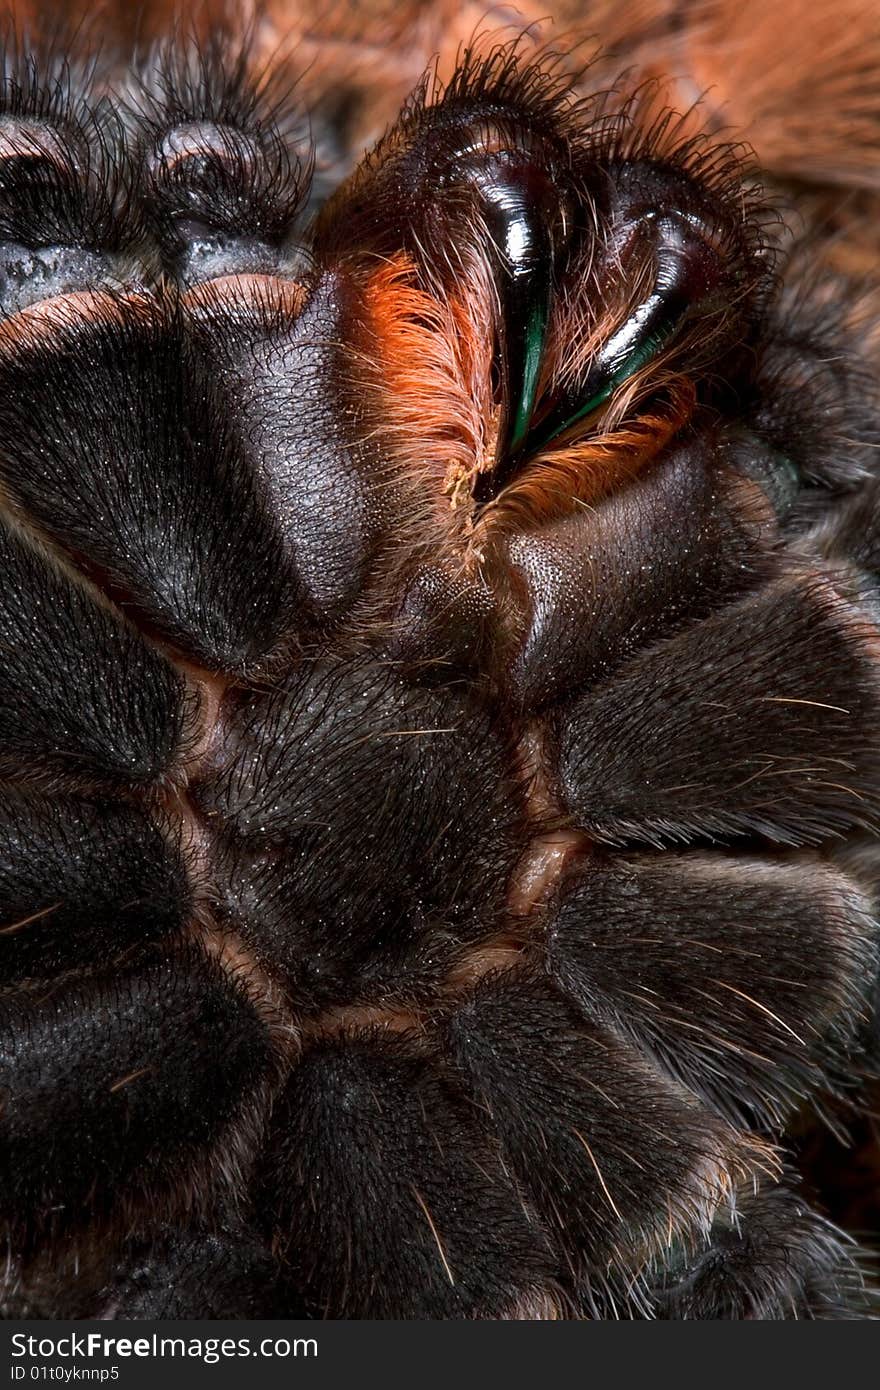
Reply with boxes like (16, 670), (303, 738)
(0, 0), (879, 1320)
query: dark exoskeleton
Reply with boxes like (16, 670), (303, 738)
(0, 0), (879, 1319)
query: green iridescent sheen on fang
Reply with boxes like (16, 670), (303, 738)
(509, 300), (549, 452)
(543, 326), (670, 447)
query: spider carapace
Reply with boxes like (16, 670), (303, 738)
(0, 0), (879, 1319)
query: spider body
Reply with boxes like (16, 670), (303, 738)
(0, 0), (879, 1319)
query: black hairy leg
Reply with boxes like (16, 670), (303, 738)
(0, 0), (879, 1320)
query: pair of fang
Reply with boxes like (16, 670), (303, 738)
(478, 161), (719, 486)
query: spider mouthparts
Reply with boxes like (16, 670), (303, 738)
(472, 158), (559, 459)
